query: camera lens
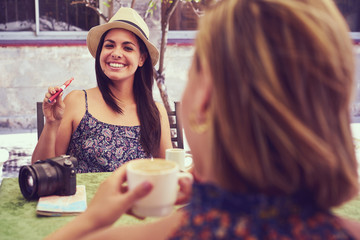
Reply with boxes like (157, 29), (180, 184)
(27, 175), (34, 187)
(19, 166), (38, 200)
(19, 162), (63, 200)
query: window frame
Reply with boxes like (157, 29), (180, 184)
(0, 0), (197, 44)
(1, 1), (359, 44)
(0, 0), (94, 41)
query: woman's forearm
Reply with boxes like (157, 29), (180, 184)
(31, 121), (61, 163)
(45, 211), (103, 240)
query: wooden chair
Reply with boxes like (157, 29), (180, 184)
(36, 102), (44, 140)
(168, 102), (184, 149)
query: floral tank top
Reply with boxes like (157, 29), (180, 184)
(169, 183), (356, 239)
(66, 90), (150, 173)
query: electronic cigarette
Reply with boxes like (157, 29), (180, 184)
(48, 77), (74, 103)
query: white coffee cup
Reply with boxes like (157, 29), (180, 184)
(165, 148), (193, 171)
(126, 159), (192, 217)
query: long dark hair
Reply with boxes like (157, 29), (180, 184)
(95, 29), (161, 156)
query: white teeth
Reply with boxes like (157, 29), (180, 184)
(109, 63), (125, 68)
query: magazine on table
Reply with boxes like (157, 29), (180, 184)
(36, 185), (87, 216)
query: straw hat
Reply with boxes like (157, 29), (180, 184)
(87, 7), (159, 66)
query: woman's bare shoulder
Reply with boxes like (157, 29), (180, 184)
(155, 101), (167, 114)
(64, 88), (98, 105)
(63, 90), (87, 115)
(64, 90), (85, 102)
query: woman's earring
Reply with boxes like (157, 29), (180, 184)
(189, 110), (211, 134)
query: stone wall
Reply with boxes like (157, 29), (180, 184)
(2, 44), (360, 129)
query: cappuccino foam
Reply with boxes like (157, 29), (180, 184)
(128, 159), (177, 174)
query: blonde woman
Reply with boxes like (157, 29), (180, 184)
(47, 0), (360, 238)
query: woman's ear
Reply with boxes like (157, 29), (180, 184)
(196, 62), (213, 124)
(139, 53), (147, 67)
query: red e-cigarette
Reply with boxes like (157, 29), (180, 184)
(48, 77), (74, 103)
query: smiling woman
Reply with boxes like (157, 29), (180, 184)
(31, 7), (172, 173)
(99, 29), (146, 85)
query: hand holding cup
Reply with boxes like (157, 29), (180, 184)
(126, 159), (193, 217)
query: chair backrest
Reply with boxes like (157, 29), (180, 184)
(36, 102), (44, 140)
(168, 102), (184, 149)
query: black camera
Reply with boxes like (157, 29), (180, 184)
(19, 155), (77, 200)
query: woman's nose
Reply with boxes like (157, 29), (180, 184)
(112, 48), (123, 59)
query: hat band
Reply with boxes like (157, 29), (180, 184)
(115, 20), (148, 40)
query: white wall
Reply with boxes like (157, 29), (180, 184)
(0, 44), (194, 129)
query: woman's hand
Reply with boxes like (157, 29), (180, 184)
(175, 176), (193, 205)
(175, 167), (194, 205)
(46, 164), (153, 240)
(82, 164), (153, 228)
(43, 86), (66, 124)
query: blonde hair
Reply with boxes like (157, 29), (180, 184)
(196, 0), (359, 208)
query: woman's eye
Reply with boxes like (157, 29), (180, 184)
(124, 46), (133, 51)
(104, 44), (114, 48)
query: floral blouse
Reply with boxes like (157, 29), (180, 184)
(169, 182), (355, 239)
(67, 90), (150, 173)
